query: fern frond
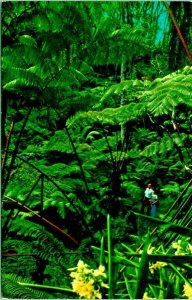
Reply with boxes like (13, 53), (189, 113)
(3, 67), (43, 90)
(9, 218), (68, 264)
(160, 181), (181, 195)
(19, 35), (38, 47)
(141, 137), (174, 157)
(67, 102), (146, 129)
(143, 68), (192, 116)
(2, 273), (52, 299)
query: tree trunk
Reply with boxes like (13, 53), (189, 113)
(120, 58), (126, 142)
(169, 2), (192, 71)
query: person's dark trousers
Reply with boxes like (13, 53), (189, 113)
(141, 198), (151, 215)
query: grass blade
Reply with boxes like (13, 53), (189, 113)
(134, 235), (150, 299)
(107, 214), (113, 299)
(18, 282), (74, 294)
(100, 236), (104, 266)
(133, 212), (192, 237)
(124, 273), (134, 299)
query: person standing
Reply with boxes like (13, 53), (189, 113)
(150, 190), (158, 217)
(141, 183), (153, 215)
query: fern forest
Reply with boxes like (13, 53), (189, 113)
(1, 1), (192, 299)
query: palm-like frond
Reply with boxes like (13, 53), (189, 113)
(145, 67), (192, 116)
(67, 102), (146, 129)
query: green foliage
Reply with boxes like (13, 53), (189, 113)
(2, 2), (192, 299)
(2, 274), (53, 299)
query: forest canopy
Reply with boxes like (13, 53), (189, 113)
(1, 1), (192, 299)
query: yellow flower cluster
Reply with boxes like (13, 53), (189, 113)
(149, 261), (167, 274)
(172, 240), (182, 255)
(183, 281), (192, 299)
(143, 292), (154, 300)
(172, 239), (192, 255)
(68, 260), (108, 299)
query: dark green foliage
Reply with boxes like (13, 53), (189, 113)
(2, 1), (192, 299)
(2, 274), (53, 299)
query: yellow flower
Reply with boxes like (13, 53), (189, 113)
(188, 244), (192, 254)
(101, 282), (109, 289)
(149, 262), (167, 274)
(98, 265), (105, 272)
(95, 290), (102, 299)
(69, 261), (107, 299)
(70, 271), (79, 278)
(77, 260), (88, 271)
(147, 247), (155, 254)
(68, 267), (77, 271)
(93, 265), (107, 278)
(183, 282), (192, 299)
(143, 292), (153, 300)
(172, 240), (182, 254)
(77, 281), (94, 299)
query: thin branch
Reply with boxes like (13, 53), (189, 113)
(4, 195), (79, 246)
(2, 175), (42, 237)
(14, 155), (95, 243)
(163, 1), (192, 62)
(2, 106), (33, 197)
(54, 108), (93, 204)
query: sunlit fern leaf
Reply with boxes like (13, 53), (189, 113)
(171, 133), (186, 147)
(111, 25), (143, 40)
(86, 131), (103, 141)
(36, 163), (80, 178)
(143, 68), (192, 116)
(167, 161), (183, 176)
(3, 68), (43, 91)
(100, 80), (140, 103)
(19, 35), (37, 47)
(2, 274), (53, 299)
(141, 137), (174, 157)
(160, 181), (181, 195)
(70, 67), (88, 82)
(67, 102), (146, 129)
(25, 11), (51, 33)
(94, 15), (119, 39)
(3, 42), (42, 67)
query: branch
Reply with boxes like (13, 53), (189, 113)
(3, 195), (79, 246)
(163, 1), (192, 62)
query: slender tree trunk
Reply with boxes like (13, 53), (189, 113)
(168, 2), (192, 71)
(120, 58), (126, 142)
(2, 106), (33, 196)
(1, 92), (8, 148)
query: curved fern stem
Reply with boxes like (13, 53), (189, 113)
(16, 155), (95, 243)
(107, 214), (113, 299)
(2, 118), (16, 175)
(163, 1), (192, 62)
(99, 236), (104, 266)
(163, 178), (192, 221)
(2, 174), (42, 239)
(2, 106), (33, 197)
(18, 282), (74, 294)
(64, 124), (92, 204)
(134, 235), (150, 299)
(4, 195), (79, 245)
(55, 108), (93, 205)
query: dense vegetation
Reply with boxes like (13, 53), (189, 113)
(2, 2), (192, 299)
